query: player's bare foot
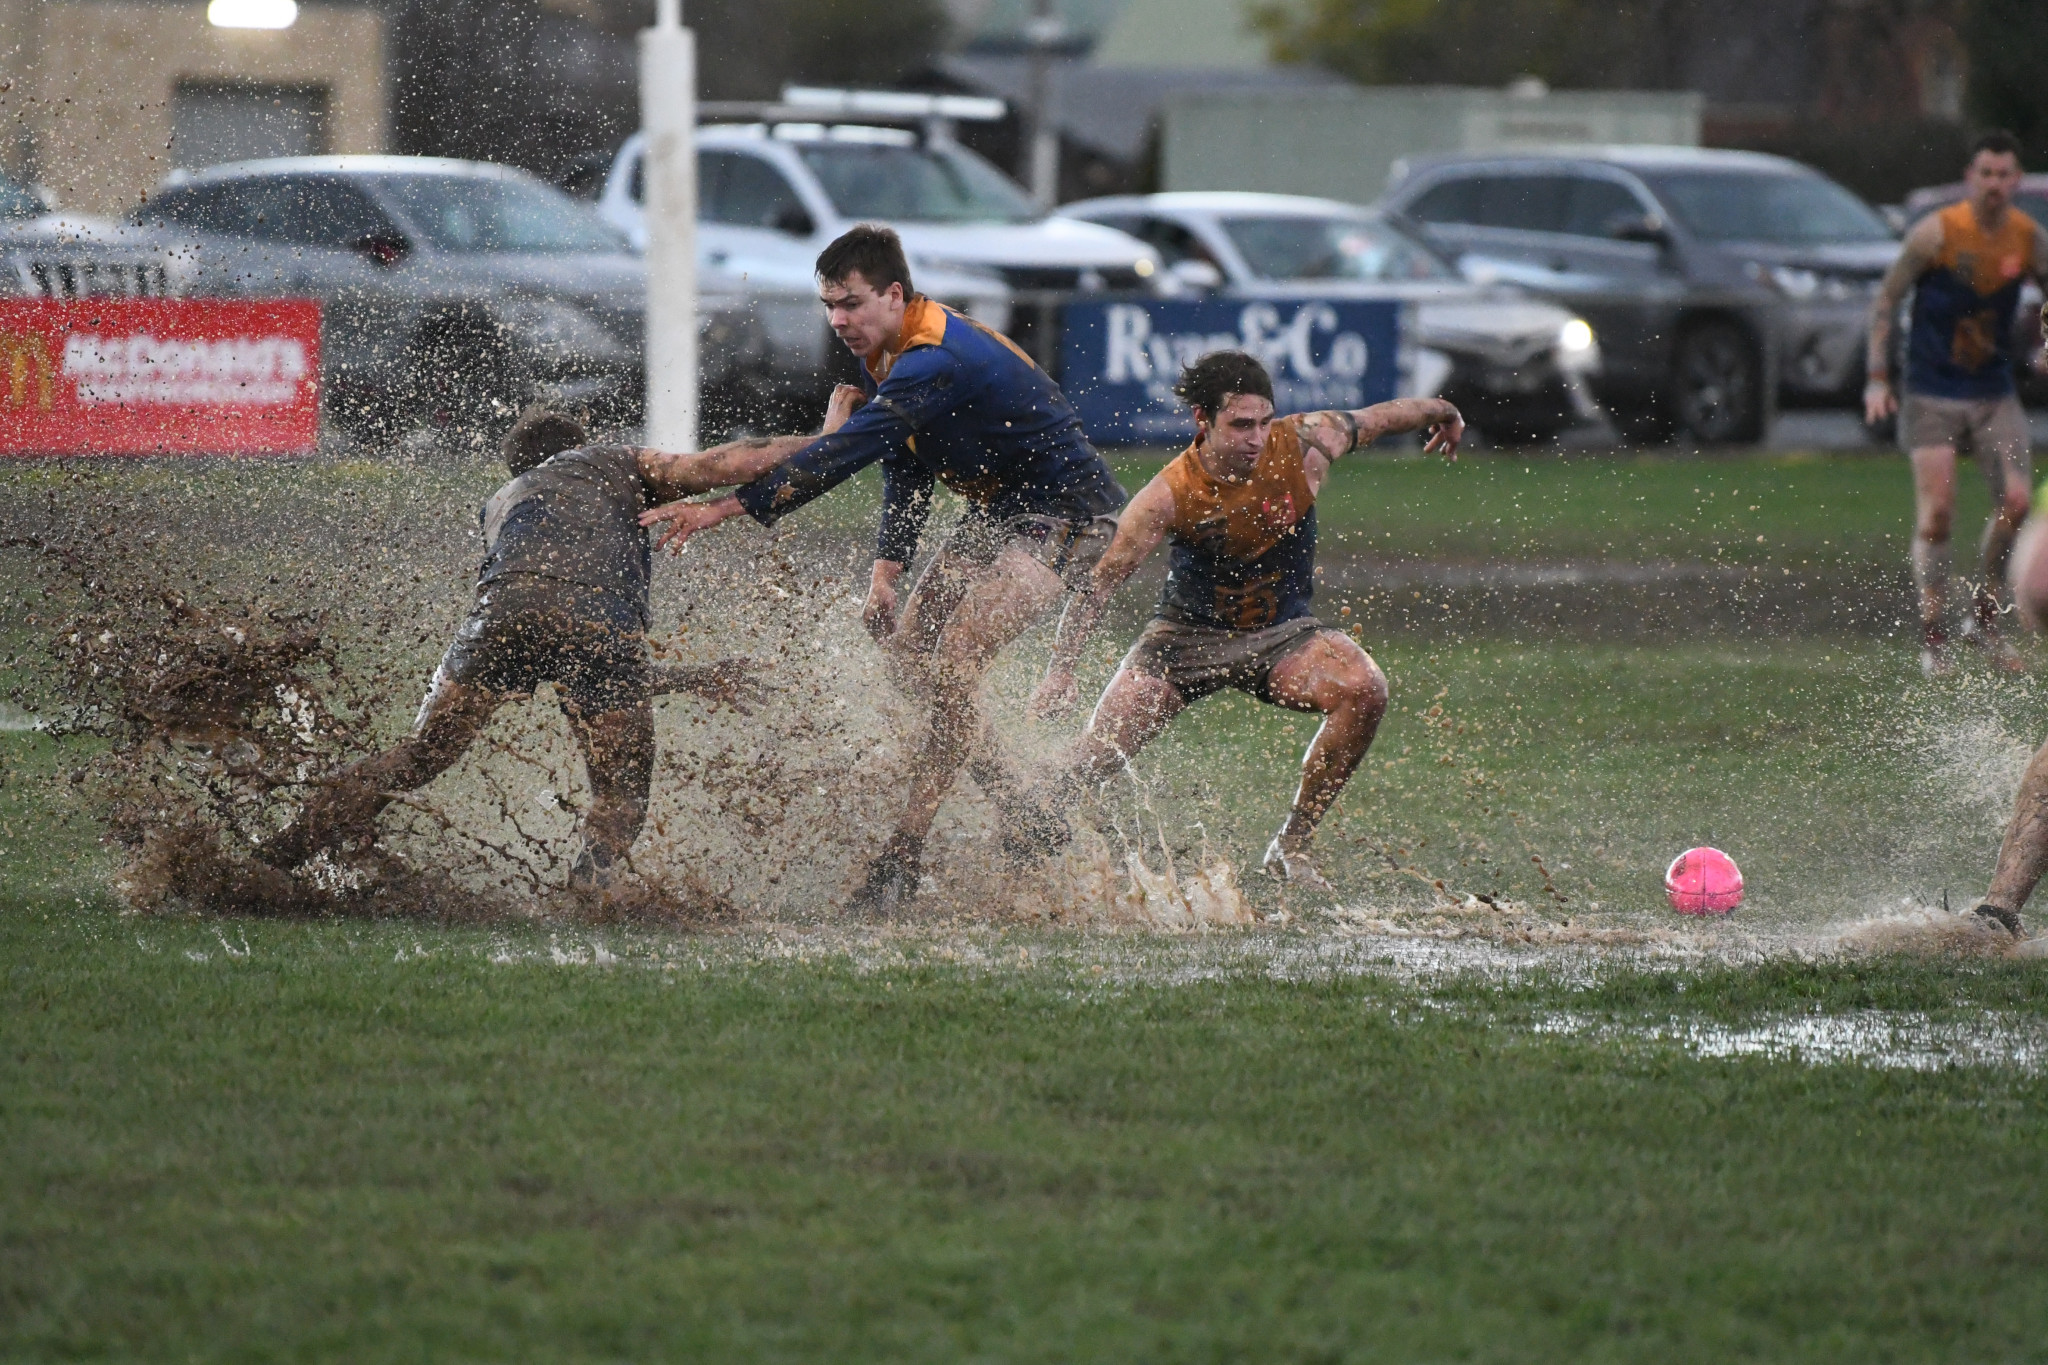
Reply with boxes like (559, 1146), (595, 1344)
(1263, 837), (1336, 894)
(849, 832), (924, 919)
(1971, 901), (2024, 935)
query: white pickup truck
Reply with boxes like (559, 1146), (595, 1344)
(595, 112), (1163, 410)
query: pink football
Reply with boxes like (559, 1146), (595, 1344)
(1665, 847), (1743, 915)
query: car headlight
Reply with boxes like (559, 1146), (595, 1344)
(499, 297), (628, 364)
(1559, 318), (1595, 354)
(1769, 264), (1820, 299)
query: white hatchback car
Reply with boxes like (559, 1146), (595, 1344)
(1058, 191), (1602, 444)
(598, 123), (1161, 390)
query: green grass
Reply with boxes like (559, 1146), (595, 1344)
(1114, 448), (1969, 569)
(4, 451), (2047, 1359)
(4, 905), (2046, 1362)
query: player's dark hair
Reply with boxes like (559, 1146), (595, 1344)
(816, 223), (915, 297)
(1972, 130), (2023, 164)
(1174, 349), (1274, 421)
(501, 403), (587, 477)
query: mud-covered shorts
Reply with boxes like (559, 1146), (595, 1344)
(437, 576), (651, 715)
(1901, 392), (2032, 490)
(941, 511), (1120, 590)
(1121, 614), (1327, 703)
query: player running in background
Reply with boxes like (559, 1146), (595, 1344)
(1866, 130), (2048, 676)
(639, 224), (1127, 914)
(1025, 351), (1461, 891)
(258, 396), (856, 893)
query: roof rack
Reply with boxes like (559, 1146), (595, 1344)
(698, 86), (1007, 127)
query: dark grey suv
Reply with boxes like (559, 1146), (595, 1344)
(134, 157), (653, 441)
(1384, 148), (1899, 443)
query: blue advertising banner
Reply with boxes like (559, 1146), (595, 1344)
(1061, 297), (1402, 445)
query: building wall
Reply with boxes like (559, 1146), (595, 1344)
(1161, 86), (1703, 205)
(14, 2), (384, 215)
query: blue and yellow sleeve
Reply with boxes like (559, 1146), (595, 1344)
(731, 347), (962, 550)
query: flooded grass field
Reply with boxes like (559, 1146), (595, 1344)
(3, 448), (2044, 1357)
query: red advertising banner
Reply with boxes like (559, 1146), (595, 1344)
(0, 298), (321, 456)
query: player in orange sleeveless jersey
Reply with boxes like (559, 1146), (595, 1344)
(1867, 130), (2048, 675)
(1026, 351), (1461, 891)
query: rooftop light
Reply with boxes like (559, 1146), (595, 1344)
(208, 0), (298, 29)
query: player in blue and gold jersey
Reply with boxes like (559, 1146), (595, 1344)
(1867, 131), (2048, 675)
(641, 225), (1127, 913)
(1026, 351), (1461, 892)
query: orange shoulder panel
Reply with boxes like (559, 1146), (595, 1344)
(864, 296), (952, 382)
(1934, 202), (2039, 294)
(1158, 443), (1210, 537)
(1159, 419), (1318, 562)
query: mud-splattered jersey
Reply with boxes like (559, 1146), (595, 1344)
(1156, 417), (1318, 632)
(732, 297), (1126, 564)
(477, 444), (651, 625)
(1907, 202), (2047, 399)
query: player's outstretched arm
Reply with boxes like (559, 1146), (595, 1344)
(1866, 216), (1942, 421)
(1294, 397), (1462, 485)
(1029, 478), (1176, 720)
(637, 384), (864, 503)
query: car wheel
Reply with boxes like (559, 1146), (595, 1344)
(408, 320), (531, 448)
(1672, 320), (1764, 444)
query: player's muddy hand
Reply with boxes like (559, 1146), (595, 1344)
(1028, 666), (1080, 720)
(822, 384), (865, 435)
(863, 560), (904, 642)
(1863, 378), (1898, 425)
(652, 658), (767, 714)
(640, 495), (741, 553)
(1423, 405), (1464, 460)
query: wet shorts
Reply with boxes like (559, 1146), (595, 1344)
(1901, 392), (2032, 488)
(437, 577), (651, 715)
(942, 511), (1120, 590)
(1120, 614), (1326, 704)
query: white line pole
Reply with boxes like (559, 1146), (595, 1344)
(639, 0), (697, 451)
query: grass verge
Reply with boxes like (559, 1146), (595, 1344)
(4, 905), (2046, 1363)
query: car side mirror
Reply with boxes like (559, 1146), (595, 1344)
(1169, 258), (1224, 292)
(355, 231), (408, 267)
(772, 204), (815, 237)
(1609, 214), (1671, 248)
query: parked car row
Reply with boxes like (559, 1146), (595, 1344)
(1057, 191), (1600, 444)
(12, 116), (2020, 449)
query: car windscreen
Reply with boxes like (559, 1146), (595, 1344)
(0, 172), (41, 220)
(793, 143), (1037, 224)
(1639, 170), (1894, 245)
(1220, 215), (1455, 281)
(375, 173), (629, 253)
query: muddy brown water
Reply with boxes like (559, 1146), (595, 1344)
(0, 455), (1972, 935)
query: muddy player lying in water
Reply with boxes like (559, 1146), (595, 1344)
(639, 224), (1128, 914)
(1026, 350), (1463, 893)
(259, 395), (860, 892)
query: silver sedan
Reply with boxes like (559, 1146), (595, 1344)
(1056, 191), (1600, 445)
